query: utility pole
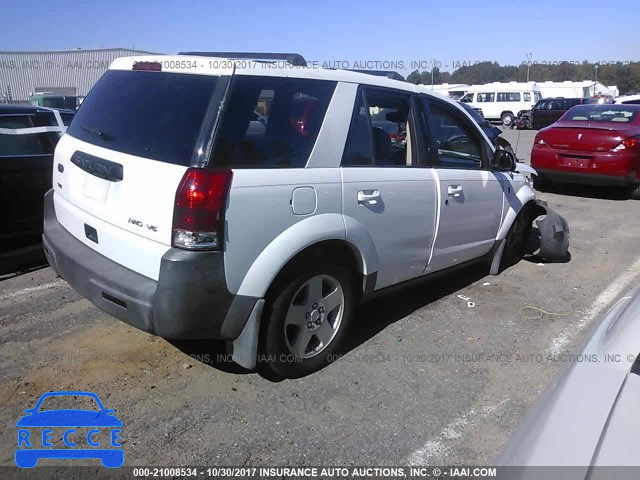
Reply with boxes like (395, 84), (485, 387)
(525, 53), (533, 82)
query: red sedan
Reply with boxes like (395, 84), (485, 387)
(531, 104), (640, 198)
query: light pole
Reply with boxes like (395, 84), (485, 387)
(431, 58), (436, 88)
(525, 53), (533, 82)
(594, 64), (599, 96)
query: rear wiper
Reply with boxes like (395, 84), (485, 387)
(80, 125), (114, 141)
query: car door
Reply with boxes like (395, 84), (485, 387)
(421, 97), (505, 273)
(341, 87), (438, 290)
(0, 110), (60, 253)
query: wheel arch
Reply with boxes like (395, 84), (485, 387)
(235, 213), (377, 299)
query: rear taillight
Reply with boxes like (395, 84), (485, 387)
(534, 134), (546, 146)
(172, 169), (233, 250)
(612, 135), (640, 152)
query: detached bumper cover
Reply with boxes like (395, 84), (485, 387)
(42, 190), (258, 340)
(534, 200), (570, 261)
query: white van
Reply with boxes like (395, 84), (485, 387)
(460, 82), (542, 126)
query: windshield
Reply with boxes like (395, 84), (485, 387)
(562, 105), (639, 123)
(68, 70), (219, 165)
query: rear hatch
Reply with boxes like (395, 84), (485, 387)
(53, 57), (232, 280)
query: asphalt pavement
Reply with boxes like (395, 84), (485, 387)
(1, 129), (639, 471)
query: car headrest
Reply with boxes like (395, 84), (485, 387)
(385, 110), (407, 123)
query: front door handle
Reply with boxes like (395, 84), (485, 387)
(447, 185), (463, 197)
(357, 190), (380, 205)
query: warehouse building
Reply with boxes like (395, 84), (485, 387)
(0, 48), (158, 105)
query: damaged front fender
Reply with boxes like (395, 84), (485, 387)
(531, 200), (571, 261)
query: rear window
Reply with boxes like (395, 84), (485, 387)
(210, 76), (336, 168)
(68, 70), (219, 166)
(563, 105), (639, 123)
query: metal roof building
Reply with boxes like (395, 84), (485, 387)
(0, 48), (158, 103)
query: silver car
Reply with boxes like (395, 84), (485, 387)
(497, 287), (640, 479)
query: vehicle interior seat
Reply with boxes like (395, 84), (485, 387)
(372, 127), (394, 165)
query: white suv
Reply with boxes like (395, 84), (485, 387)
(42, 54), (569, 378)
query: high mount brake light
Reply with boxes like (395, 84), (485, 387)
(132, 61), (162, 72)
(172, 169), (233, 250)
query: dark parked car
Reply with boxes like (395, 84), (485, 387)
(530, 98), (590, 130)
(459, 102), (515, 155)
(0, 105), (70, 273)
(531, 104), (640, 198)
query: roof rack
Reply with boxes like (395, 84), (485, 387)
(348, 70), (405, 81)
(178, 52), (307, 67)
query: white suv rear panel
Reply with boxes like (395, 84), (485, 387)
(53, 135), (188, 280)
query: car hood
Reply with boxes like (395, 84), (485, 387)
(16, 409), (123, 427)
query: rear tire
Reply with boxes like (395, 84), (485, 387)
(627, 184), (640, 200)
(532, 174), (548, 192)
(261, 260), (357, 378)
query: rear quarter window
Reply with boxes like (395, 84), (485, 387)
(67, 70), (219, 166)
(211, 76), (336, 168)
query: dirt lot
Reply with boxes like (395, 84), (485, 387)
(2, 129), (640, 475)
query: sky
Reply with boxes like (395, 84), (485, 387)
(2, 0), (639, 75)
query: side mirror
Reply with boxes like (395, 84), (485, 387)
(492, 149), (516, 171)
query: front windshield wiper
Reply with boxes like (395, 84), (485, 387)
(80, 125), (115, 142)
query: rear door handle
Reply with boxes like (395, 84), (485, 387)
(357, 190), (380, 205)
(447, 185), (463, 197)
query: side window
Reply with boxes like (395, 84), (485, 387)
(497, 92), (521, 102)
(211, 77), (336, 168)
(342, 92), (373, 166)
(342, 88), (416, 167)
(523, 92), (531, 102)
(477, 93), (495, 103)
(245, 89), (272, 137)
(427, 102), (483, 170)
(460, 93), (474, 103)
(0, 115), (49, 156)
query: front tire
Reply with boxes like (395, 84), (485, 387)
(261, 261), (357, 378)
(500, 204), (535, 270)
(501, 112), (514, 127)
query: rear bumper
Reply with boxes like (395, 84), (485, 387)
(533, 169), (638, 187)
(42, 190), (258, 340)
(531, 146), (639, 186)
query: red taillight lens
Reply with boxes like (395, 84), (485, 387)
(612, 136), (640, 152)
(534, 134), (546, 146)
(132, 61), (162, 71)
(172, 169), (233, 250)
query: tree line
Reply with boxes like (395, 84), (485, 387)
(404, 61), (640, 94)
